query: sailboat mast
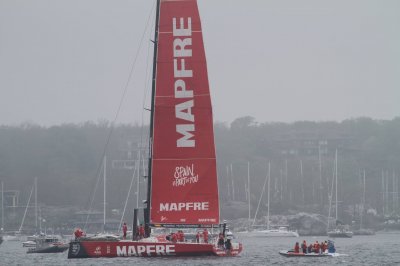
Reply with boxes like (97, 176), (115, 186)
(267, 162), (271, 230)
(137, 151), (141, 209)
(145, 0), (161, 233)
(335, 149), (338, 221)
(361, 169), (365, 229)
(381, 170), (385, 216)
(252, 161), (269, 226)
(103, 155), (106, 232)
(318, 144), (322, 206)
(300, 160), (304, 204)
(1, 181), (4, 231)
(230, 164), (235, 201)
(247, 162), (250, 221)
(35, 177), (38, 231)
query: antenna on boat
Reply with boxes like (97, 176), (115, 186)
(144, 0), (161, 238)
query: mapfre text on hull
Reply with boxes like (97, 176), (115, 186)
(68, 240), (242, 258)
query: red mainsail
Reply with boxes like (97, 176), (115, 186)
(150, 0), (219, 226)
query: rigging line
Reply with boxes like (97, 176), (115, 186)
(83, 1), (156, 231)
(253, 162), (270, 226)
(84, 159), (104, 231)
(118, 161), (138, 234)
(139, 0), (156, 165)
(19, 185), (34, 233)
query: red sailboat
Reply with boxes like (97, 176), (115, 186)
(68, 0), (242, 258)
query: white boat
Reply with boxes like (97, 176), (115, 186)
(327, 227), (353, 238)
(251, 163), (299, 237)
(27, 235), (68, 254)
(254, 226), (299, 237)
(2, 231), (24, 241)
(23, 234), (65, 248)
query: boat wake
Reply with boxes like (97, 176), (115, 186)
(330, 253), (348, 257)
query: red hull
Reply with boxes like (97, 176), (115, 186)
(68, 240), (242, 258)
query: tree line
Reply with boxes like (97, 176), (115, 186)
(0, 117), (399, 221)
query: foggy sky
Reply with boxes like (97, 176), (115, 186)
(0, 0), (399, 126)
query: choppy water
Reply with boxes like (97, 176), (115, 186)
(1, 232), (400, 266)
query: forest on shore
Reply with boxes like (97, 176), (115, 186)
(0, 116), (399, 225)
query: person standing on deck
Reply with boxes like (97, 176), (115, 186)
(74, 228), (85, 240)
(196, 231), (201, 243)
(177, 230), (185, 242)
(171, 232), (178, 243)
(139, 224), (145, 239)
(203, 228), (209, 243)
(218, 233), (225, 248)
(122, 222), (128, 240)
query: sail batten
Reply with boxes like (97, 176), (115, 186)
(150, 0), (219, 226)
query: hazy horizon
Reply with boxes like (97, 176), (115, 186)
(1, 0), (399, 126)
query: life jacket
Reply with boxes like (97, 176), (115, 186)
(203, 230), (208, 241)
(139, 226), (145, 236)
(314, 242), (320, 252)
(171, 233), (177, 242)
(178, 231), (184, 242)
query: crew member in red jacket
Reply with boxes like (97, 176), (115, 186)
(314, 241), (320, 253)
(203, 229), (209, 243)
(139, 224), (145, 239)
(122, 222), (128, 240)
(74, 228), (84, 240)
(294, 242), (300, 253)
(171, 232), (178, 243)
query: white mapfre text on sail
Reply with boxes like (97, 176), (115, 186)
(173, 17), (195, 148)
(160, 201), (209, 212)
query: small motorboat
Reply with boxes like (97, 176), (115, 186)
(279, 239), (341, 258)
(279, 250), (337, 257)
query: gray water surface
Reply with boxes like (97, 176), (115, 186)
(1, 232), (399, 265)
